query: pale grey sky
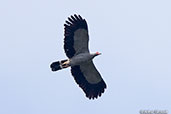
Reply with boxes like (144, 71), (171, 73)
(0, 0), (171, 114)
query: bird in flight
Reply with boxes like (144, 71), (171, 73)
(50, 14), (107, 99)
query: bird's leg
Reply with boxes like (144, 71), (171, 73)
(61, 60), (70, 68)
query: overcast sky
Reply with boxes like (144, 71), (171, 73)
(0, 0), (171, 114)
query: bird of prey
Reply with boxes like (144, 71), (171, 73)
(50, 14), (107, 99)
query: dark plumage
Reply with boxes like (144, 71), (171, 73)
(50, 14), (107, 99)
(71, 66), (106, 99)
(64, 14), (88, 58)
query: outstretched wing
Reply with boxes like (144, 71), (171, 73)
(64, 14), (89, 58)
(71, 61), (107, 99)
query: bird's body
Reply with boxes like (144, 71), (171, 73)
(69, 52), (97, 66)
(50, 14), (107, 99)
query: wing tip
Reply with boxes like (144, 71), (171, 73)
(86, 79), (107, 100)
(64, 14), (88, 31)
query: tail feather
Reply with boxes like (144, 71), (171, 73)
(50, 59), (68, 71)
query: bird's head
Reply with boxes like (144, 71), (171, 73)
(90, 52), (101, 59)
(95, 52), (101, 56)
(90, 52), (101, 58)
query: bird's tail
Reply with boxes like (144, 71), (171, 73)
(50, 59), (68, 71)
